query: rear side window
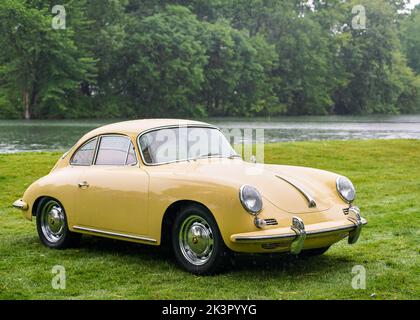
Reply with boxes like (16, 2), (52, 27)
(95, 136), (137, 166)
(71, 138), (98, 166)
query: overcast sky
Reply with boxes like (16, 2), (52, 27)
(407, 0), (420, 9)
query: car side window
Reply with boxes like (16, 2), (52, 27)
(70, 138), (98, 166)
(95, 135), (137, 166)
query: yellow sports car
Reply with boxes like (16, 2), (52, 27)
(13, 119), (367, 274)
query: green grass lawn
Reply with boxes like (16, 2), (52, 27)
(0, 139), (419, 299)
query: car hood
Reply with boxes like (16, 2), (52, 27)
(179, 159), (338, 214)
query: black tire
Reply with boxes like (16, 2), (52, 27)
(171, 204), (229, 275)
(36, 197), (81, 249)
(299, 246), (330, 257)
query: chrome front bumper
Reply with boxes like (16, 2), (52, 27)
(288, 214), (367, 254)
(231, 208), (367, 255)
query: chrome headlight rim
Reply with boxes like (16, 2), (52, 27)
(336, 176), (356, 204)
(239, 184), (263, 215)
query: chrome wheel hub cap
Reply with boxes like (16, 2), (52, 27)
(40, 200), (65, 243)
(179, 215), (214, 266)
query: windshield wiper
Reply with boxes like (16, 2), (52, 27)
(194, 153), (242, 160)
(196, 152), (221, 159)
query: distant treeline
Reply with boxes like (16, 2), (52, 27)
(1, 0), (420, 119)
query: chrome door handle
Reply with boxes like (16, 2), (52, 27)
(78, 181), (89, 188)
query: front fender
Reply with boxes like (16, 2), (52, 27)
(147, 174), (261, 248)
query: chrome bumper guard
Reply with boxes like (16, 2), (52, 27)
(12, 199), (28, 211)
(347, 207), (363, 244)
(290, 217), (306, 254)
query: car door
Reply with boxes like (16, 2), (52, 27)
(73, 135), (150, 238)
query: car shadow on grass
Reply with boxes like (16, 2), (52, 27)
(76, 235), (355, 277)
(78, 235), (172, 259)
(228, 252), (354, 276)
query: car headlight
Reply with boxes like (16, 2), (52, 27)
(239, 185), (263, 215)
(336, 176), (356, 203)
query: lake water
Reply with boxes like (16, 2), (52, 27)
(1, 115), (419, 153)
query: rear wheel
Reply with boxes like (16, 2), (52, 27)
(36, 198), (81, 249)
(299, 246), (330, 257)
(172, 205), (229, 274)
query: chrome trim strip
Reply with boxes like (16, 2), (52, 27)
(92, 135), (101, 165)
(73, 226), (157, 243)
(232, 223), (358, 243)
(124, 139), (132, 165)
(264, 218), (278, 226)
(275, 175), (317, 208)
(234, 233), (297, 242)
(307, 224), (355, 235)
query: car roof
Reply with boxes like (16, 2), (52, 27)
(82, 119), (215, 139)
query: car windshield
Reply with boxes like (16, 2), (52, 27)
(139, 126), (237, 165)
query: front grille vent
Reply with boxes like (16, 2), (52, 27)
(263, 218), (278, 226)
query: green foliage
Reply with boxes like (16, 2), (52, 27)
(391, 52), (420, 113)
(333, 1), (399, 114)
(401, 6), (420, 74)
(0, 0), (96, 119)
(0, 0), (419, 118)
(274, 10), (337, 115)
(200, 21), (278, 116)
(123, 5), (207, 116)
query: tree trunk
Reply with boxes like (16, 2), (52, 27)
(23, 90), (31, 120)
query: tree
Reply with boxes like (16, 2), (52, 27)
(274, 13), (338, 115)
(199, 20), (278, 116)
(333, 0), (407, 114)
(401, 6), (420, 74)
(0, 0), (96, 119)
(0, 0), (419, 119)
(391, 51), (420, 113)
(70, 0), (130, 118)
(121, 5), (207, 116)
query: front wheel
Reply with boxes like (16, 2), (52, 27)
(36, 198), (81, 249)
(172, 205), (229, 274)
